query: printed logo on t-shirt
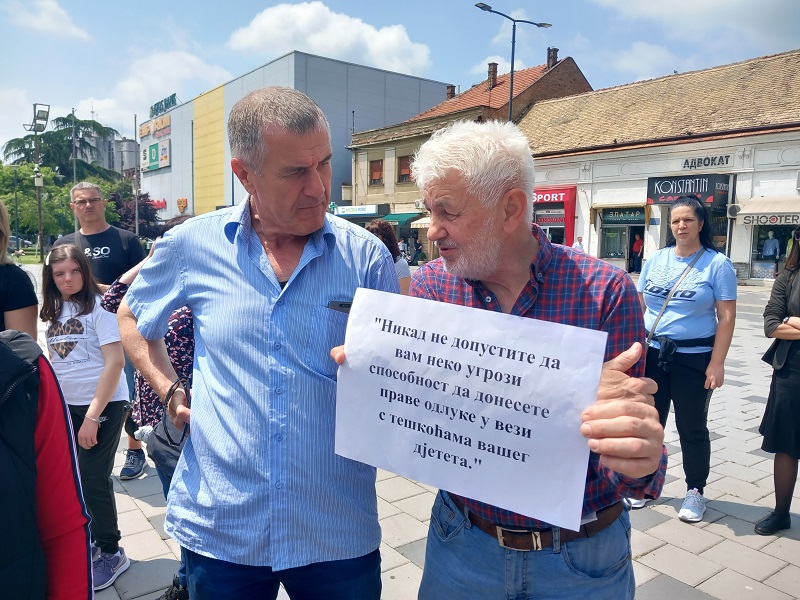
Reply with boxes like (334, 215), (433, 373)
(85, 246), (111, 259)
(642, 265), (700, 302)
(47, 318), (90, 363)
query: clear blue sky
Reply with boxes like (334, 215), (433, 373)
(1, 0), (799, 151)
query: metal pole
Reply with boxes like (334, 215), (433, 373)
(72, 108), (78, 236)
(508, 20), (516, 122)
(13, 167), (19, 252)
(35, 132), (44, 262)
(133, 114), (139, 236)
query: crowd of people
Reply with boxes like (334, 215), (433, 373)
(0, 87), (798, 599)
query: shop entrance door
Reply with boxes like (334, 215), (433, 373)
(540, 226), (565, 245)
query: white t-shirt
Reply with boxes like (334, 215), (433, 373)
(395, 257), (411, 280)
(638, 247), (737, 353)
(46, 296), (128, 406)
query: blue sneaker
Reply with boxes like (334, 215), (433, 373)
(93, 547), (130, 590)
(120, 448), (146, 480)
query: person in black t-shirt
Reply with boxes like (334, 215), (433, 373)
(54, 182), (149, 481)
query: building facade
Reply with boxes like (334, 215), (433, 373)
(345, 50), (592, 260)
(520, 49), (800, 282)
(136, 51), (450, 219)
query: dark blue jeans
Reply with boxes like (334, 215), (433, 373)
(184, 547), (381, 600)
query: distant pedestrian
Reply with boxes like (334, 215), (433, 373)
(366, 219), (411, 294)
(755, 225), (800, 536)
(572, 236), (584, 252)
(632, 233), (643, 273)
(41, 244), (130, 591)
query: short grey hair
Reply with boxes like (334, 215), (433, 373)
(70, 181), (102, 202)
(412, 120), (535, 222)
(228, 86), (330, 174)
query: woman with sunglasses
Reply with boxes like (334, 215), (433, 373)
(756, 225), (800, 535)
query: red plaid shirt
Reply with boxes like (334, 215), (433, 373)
(410, 224), (667, 529)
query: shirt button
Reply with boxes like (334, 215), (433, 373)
(276, 434), (284, 442)
(485, 296), (492, 303)
(276, 299), (284, 306)
(275, 482), (284, 489)
(274, 342), (281, 350)
(275, 387), (283, 394)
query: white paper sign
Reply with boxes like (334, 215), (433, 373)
(335, 288), (608, 530)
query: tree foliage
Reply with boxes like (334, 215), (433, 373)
(2, 114), (121, 181)
(110, 191), (162, 240)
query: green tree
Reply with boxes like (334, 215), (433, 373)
(0, 164), (73, 240)
(110, 191), (162, 240)
(2, 114), (122, 181)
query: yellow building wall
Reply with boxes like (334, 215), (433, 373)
(193, 87), (226, 215)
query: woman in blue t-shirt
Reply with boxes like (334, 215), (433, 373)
(635, 196), (737, 523)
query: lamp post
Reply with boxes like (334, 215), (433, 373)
(475, 3), (551, 122)
(10, 165), (20, 252)
(23, 103), (50, 262)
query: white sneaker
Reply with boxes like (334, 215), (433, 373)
(678, 489), (706, 522)
(626, 497), (648, 509)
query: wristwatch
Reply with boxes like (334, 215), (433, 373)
(783, 316), (791, 324)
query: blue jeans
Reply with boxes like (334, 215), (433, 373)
(184, 548), (381, 600)
(418, 491), (634, 600)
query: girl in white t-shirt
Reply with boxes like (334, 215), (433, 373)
(41, 244), (130, 591)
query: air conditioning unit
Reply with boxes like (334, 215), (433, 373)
(727, 204), (742, 219)
(414, 199), (425, 210)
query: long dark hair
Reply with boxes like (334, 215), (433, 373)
(40, 244), (101, 322)
(785, 226), (800, 272)
(665, 195), (717, 252)
(365, 219), (400, 261)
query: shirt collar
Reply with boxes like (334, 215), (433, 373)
(223, 196), (336, 253)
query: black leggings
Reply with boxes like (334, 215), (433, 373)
(69, 401), (127, 553)
(646, 347), (713, 493)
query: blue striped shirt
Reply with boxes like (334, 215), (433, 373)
(126, 200), (399, 568)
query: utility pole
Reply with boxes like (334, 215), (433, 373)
(72, 107), (78, 235)
(12, 166), (20, 252)
(134, 114), (139, 237)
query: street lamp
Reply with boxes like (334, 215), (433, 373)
(475, 3), (551, 122)
(23, 102), (50, 262)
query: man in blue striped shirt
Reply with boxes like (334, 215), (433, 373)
(118, 87), (399, 599)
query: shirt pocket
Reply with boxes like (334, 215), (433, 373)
(303, 306), (350, 378)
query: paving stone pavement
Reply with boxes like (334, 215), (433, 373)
(22, 264), (799, 599)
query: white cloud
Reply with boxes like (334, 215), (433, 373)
(0, 88), (33, 157)
(610, 42), (688, 82)
(6, 0), (90, 41)
(72, 50), (232, 137)
(227, 1), (431, 75)
(591, 0), (800, 49)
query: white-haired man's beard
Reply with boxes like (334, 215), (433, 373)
(436, 236), (502, 280)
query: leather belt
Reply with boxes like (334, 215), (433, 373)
(450, 495), (623, 552)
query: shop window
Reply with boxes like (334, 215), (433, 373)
(397, 156), (412, 183)
(370, 160), (383, 185)
(601, 227), (628, 259)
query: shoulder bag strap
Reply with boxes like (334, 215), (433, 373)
(646, 249), (704, 345)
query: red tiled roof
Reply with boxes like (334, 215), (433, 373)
(407, 64), (548, 122)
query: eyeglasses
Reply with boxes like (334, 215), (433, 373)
(71, 197), (103, 207)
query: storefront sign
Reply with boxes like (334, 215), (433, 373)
(682, 155), (731, 170)
(742, 214), (800, 226)
(602, 207), (645, 224)
(335, 205), (379, 217)
(150, 199), (167, 209)
(647, 174), (728, 206)
(535, 209), (565, 225)
(533, 186), (576, 204)
(141, 139), (171, 172)
(176, 198), (188, 213)
(150, 93), (177, 118)
(152, 114), (171, 138)
(138, 122), (151, 139)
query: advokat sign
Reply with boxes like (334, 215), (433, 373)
(647, 174), (729, 206)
